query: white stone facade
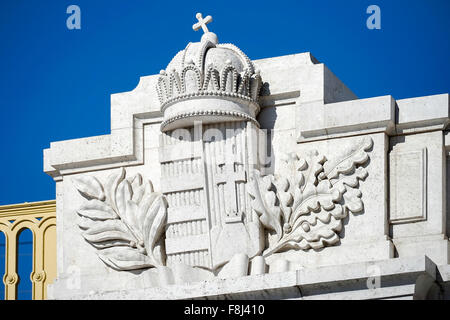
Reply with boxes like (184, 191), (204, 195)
(44, 15), (450, 300)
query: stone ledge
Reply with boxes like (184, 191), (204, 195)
(396, 94), (449, 134)
(296, 93), (449, 143)
(50, 255), (443, 300)
(297, 95), (395, 143)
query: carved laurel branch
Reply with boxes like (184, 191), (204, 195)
(73, 167), (167, 271)
(248, 137), (373, 257)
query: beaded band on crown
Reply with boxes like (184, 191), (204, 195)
(160, 110), (260, 131)
(160, 90), (260, 113)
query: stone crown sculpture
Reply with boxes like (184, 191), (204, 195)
(156, 13), (263, 131)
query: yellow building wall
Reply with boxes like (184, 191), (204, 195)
(0, 200), (56, 300)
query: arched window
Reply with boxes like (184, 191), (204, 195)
(0, 232), (5, 300)
(16, 228), (33, 300)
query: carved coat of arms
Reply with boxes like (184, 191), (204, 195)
(72, 14), (372, 278)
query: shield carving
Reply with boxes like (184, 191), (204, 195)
(160, 121), (264, 270)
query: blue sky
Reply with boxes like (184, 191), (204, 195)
(0, 0), (449, 205)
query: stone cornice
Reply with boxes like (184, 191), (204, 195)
(297, 94), (449, 143)
(50, 255), (437, 300)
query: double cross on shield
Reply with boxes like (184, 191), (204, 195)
(209, 125), (263, 268)
(214, 137), (247, 223)
(161, 122), (264, 270)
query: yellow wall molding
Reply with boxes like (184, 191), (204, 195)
(0, 200), (56, 300)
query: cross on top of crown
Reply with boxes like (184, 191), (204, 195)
(192, 12), (213, 33)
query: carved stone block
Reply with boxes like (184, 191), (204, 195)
(389, 148), (427, 224)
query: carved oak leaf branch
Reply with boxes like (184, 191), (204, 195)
(262, 178), (344, 256)
(265, 206), (344, 254)
(74, 167), (167, 271)
(273, 153), (306, 226)
(289, 180), (342, 224)
(320, 137), (373, 182)
(298, 151), (326, 191)
(248, 137), (373, 257)
(248, 170), (283, 241)
(321, 137), (373, 214)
